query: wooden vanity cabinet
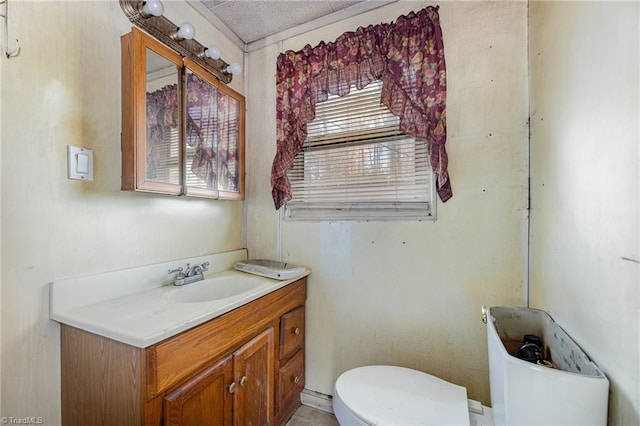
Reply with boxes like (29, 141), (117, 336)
(61, 278), (306, 426)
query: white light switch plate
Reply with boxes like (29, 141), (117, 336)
(67, 145), (94, 181)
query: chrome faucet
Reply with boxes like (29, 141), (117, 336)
(168, 262), (210, 286)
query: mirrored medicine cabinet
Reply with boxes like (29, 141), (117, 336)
(121, 28), (245, 200)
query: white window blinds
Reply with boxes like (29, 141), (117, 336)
(285, 80), (435, 220)
(146, 121), (180, 185)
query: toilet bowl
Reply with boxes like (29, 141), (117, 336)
(333, 365), (490, 425)
(333, 306), (609, 426)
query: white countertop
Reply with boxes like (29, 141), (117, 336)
(50, 250), (309, 348)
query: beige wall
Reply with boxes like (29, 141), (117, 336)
(529, 1), (640, 424)
(0, 1), (244, 422)
(246, 0), (529, 404)
(3, 0), (636, 423)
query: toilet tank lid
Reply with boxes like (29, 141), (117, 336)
(335, 365), (470, 425)
(233, 259), (306, 280)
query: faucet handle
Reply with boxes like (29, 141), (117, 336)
(168, 266), (184, 275)
(201, 262), (210, 272)
(169, 266), (186, 285)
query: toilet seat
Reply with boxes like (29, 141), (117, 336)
(334, 365), (470, 425)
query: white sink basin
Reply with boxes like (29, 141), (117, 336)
(166, 275), (264, 303)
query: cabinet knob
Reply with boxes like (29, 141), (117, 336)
(228, 382), (236, 394)
(293, 327), (301, 335)
(293, 375), (300, 384)
(240, 375), (248, 387)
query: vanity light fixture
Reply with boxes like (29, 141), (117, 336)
(138, 0), (163, 18)
(119, 0), (238, 83)
(204, 45), (241, 75)
(0, 0), (19, 58)
(205, 46), (241, 75)
(174, 22), (195, 41)
(204, 46), (221, 59)
(226, 63), (242, 75)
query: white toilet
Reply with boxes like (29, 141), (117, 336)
(333, 306), (610, 426)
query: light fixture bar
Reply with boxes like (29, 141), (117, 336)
(119, 0), (232, 84)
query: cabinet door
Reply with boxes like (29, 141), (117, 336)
(233, 328), (274, 426)
(121, 27), (184, 195)
(163, 355), (233, 426)
(184, 59), (245, 200)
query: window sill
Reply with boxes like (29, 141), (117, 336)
(283, 203), (435, 222)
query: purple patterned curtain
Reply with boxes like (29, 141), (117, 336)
(270, 6), (449, 210)
(146, 84), (178, 179)
(216, 93), (239, 191)
(187, 72), (218, 187)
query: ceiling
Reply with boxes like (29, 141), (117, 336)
(188, 0), (396, 51)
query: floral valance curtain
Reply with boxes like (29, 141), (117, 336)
(270, 6), (450, 210)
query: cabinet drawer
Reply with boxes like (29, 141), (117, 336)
(279, 306), (305, 360)
(277, 349), (304, 414)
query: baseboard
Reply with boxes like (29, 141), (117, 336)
(300, 389), (334, 413)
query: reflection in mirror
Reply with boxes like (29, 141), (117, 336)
(145, 48), (180, 185)
(185, 69), (218, 192)
(216, 91), (240, 193)
(185, 68), (241, 196)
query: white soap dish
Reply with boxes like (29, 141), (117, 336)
(233, 259), (306, 280)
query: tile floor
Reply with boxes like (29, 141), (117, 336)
(286, 405), (339, 426)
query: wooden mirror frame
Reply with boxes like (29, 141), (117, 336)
(122, 27), (183, 195)
(121, 28), (245, 200)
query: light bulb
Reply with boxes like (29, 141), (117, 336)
(226, 63), (242, 75)
(141, 0), (163, 17)
(204, 46), (221, 60)
(176, 22), (195, 40)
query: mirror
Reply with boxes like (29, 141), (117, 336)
(184, 67), (219, 197)
(145, 48), (180, 186)
(184, 60), (244, 199)
(215, 86), (243, 197)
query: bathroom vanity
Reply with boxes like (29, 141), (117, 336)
(51, 250), (308, 426)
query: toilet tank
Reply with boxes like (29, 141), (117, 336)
(487, 306), (609, 426)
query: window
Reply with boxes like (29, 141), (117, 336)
(285, 81), (435, 220)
